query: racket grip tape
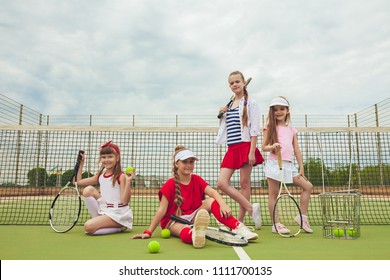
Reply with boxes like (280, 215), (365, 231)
(217, 99), (234, 119)
(277, 150), (282, 170)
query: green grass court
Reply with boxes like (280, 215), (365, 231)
(1, 225), (389, 260)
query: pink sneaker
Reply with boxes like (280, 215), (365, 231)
(294, 215), (313, 233)
(272, 223), (290, 234)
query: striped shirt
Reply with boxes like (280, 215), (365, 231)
(226, 107), (242, 145)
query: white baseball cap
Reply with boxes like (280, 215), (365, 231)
(175, 150), (199, 162)
(269, 97), (289, 107)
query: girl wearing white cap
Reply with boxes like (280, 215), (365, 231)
(216, 71), (264, 229)
(132, 145), (258, 248)
(262, 96), (313, 234)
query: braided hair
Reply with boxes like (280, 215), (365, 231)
(172, 145), (187, 209)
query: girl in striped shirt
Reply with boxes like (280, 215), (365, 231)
(216, 71), (264, 229)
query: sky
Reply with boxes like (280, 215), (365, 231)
(1, 0), (389, 118)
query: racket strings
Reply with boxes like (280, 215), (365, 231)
(50, 188), (80, 232)
(205, 229), (247, 246)
(274, 194), (302, 237)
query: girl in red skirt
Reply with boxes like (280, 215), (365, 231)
(216, 71), (264, 229)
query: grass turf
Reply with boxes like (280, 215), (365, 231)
(1, 225), (389, 260)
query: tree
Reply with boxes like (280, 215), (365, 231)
(27, 168), (48, 187)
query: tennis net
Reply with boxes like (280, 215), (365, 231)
(0, 125), (389, 226)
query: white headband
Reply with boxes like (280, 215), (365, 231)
(269, 97), (289, 107)
(175, 150), (199, 162)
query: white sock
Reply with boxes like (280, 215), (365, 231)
(91, 228), (122, 235)
(83, 197), (99, 218)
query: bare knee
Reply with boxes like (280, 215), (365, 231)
(240, 178), (250, 190)
(84, 219), (96, 234)
(83, 186), (96, 197)
(303, 181), (313, 193)
(217, 178), (229, 191)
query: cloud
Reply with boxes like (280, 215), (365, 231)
(1, 0), (389, 118)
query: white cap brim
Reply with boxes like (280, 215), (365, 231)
(269, 97), (289, 107)
(175, 150), (199, 162)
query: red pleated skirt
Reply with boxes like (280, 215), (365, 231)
(220, 142), (264, 169)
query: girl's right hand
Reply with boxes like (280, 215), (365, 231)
(271, 143), (281, 152)
(132, 233), (151, 239)
(219, 105), (228, 114)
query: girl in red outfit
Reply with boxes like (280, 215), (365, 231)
(132, 145), (257, 248)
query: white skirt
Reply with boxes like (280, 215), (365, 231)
(264, 159), (298, 184)
(98, 204), (133, 229)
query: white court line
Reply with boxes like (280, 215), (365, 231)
(233, 246), (251, 260)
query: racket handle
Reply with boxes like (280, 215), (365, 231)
(217, 78), (251, 119)
(277, 150), (282, 170)
(170, 215), (192, 225)
(217, 99), (234, 119)
(73, 150), (85, 181)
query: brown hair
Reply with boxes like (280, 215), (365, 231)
(229, 71), (249, 127)
(99, 143), (122, 187)
(264, 96), (291, 146)
(172, 145), (187, 209)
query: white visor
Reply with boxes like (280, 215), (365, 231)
(175, 150), (199, 162)
(269, 97), (289, 107)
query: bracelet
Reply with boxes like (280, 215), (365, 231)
(143, 230), (152, 237)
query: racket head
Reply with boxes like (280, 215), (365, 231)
(273, 193), (302, 238)
(205, 227), (248, 247)
(49, 186), (81, 233)
(169, 215), (248, 247)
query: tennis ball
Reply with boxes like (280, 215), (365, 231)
(147, 240), (160, 253)
(125, 166), (134, 174)
(161, 228), (171, 238)
(333, 228), (345, 237)
(347, 228), (357, 237)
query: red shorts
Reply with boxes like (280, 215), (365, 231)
(220, 142), (264, 169)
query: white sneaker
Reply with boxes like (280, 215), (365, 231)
(252, 203), (262, 230)
(295, 215), (313, 233)
(232, 223), (258, 240)
(192, 209), (210, 248)
(272, 223), (291, 234)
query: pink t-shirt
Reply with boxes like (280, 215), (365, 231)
(266, 125), (297, 162)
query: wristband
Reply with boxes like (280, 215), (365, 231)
(143, 230), (152, 237)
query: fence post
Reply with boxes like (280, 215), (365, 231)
(375, 104), (383, 185)
(15, 105), (23, 185)
(354, 114), (362, 186)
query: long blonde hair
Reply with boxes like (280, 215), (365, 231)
(172, 145), (187, 209)
(229, 71), (249, 127)
(264, 96), (291, 146)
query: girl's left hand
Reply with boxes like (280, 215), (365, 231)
(125, 170), (135, 181)
(219, 204), (232, 218)
(298, 170), (308, 181)
(248, 152), (255, 165)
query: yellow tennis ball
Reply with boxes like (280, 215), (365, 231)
(333, 228), (345, 237)
(147, 240), (160, 253)
(347, 228), (357, 237)
(125, 166), (134, 174)
(161, 229), (171, 238)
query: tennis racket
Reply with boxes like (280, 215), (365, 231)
(272, 150), (303, 237)
(49, 150), (84, 233)
(217, 77), (252, 119)
(170, 215), (248, 247)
